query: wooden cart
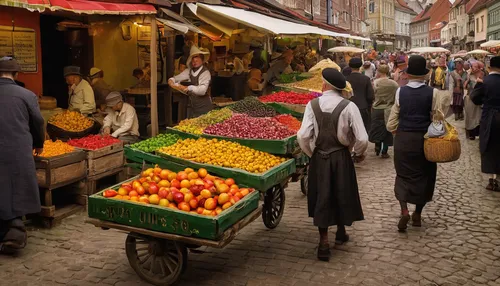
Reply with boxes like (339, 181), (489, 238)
(87, 207), (262, 286)
(35, 150), (87, 227)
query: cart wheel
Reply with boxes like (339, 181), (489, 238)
(125, 233), (188, 286)
(300, 167), (308, 195)
(262, 185), (286, 229)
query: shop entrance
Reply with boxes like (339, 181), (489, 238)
(40, 14), (93, 109)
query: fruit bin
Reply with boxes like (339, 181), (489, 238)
(264, 102), (305, 118)
(165, 127), (299, 155)
(87, 176), (260, 240)
(80, 142), (125, 177)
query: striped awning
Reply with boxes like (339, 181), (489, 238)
(0, 0), (156, 14)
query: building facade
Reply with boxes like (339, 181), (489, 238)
(411, 5), (432, 47)
(474, 6), (489, 46)
(367, 0), (396, 50)
(444, 0), (468, 52)
(428, 0), (452, 48)
(487, 0), (500, 40)
(395, 0), (417, 50)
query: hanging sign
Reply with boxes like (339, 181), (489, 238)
(0, 26), (37, 72)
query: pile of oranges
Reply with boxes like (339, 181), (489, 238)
(34, 140), (74, 157)
(49, 111), (93, 132)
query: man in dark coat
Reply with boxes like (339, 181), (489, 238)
(0, 57), (45, 254)
(298, 68), (367, 261)
(346, 58), (375, 131)
(471, 56), (500, 192)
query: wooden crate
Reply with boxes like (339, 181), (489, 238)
(85, 142), (124, 176)
(35, 150), (87, 189)
(83, 167), (126, 196)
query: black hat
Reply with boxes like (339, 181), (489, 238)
(349, 57), (362, 69)
(322, 68), (347, 91)
(63, 66), (82, 77)
(0, 56), (21, 72)
(406, 55), (429, 77)
(490, 56), (500, 69)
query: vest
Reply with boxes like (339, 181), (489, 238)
(397, 85), (433, 132)
(188, 65), (213, 117)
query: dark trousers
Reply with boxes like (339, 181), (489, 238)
(375, 142), (389, 154)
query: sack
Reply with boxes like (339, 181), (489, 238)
(424, 110), (461, 163)
(427, 121), (446, 138)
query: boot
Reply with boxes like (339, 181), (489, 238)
(317, 243), (331, 261)
(486, 179), (500, 192)
(454, 113), (459, 121)
(411, 212), (422, 227)
(459, 112), (465, 121)
(398, 214), (410, 231)
(335, 232), (350, 245)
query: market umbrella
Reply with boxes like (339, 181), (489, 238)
(467, 49), (492, 55)
(480, 40), (500, 48)
(409, 47), (450, 54)
(328, 46), (365, 53)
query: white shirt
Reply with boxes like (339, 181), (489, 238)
(69, 79), (96, 114)
(386, 80), (452, 132)
(362, 63), (376, 79)
(169, 67), (211, 96)
(103, 103), (139, 138)
(297, 90), (368, 157)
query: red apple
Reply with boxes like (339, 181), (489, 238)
(166, 191), (174, 202)
(170, 179), (181, 189)
(158, 188), (169, 199)
(198, 198), (207, 208)
(149, 183), (159, 195)
(176, 171), (188, 181)
(173, 192), (185, 204)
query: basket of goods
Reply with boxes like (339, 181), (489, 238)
(47, 111), (101, 140)
(423, 110), (461, 163)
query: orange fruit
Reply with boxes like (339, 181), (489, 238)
(130, 196), (139, 202)
(180, 180), (191, 189)
(184, 168), (195, 174)
(198, 168), (208, 178)
(188, 172), (199, 180)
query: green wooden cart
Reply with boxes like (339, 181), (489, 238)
(87, 173), (266, 286)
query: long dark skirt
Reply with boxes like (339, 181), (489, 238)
(481, 112), (500, 174)
(394, 131), (437, 204)
(369, 109), (393, 146)
(308, 148), (364, 228)
(359, 108), (371, 133)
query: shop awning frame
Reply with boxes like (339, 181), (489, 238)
(159, 8), (222, 41)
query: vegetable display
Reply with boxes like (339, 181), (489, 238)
(273, 114), (301, 131)
(102, 166), (255, 216)
(278, 72), (302, 83)
(48, 111), (93, 132)
(158, 138), (286, 173)
(174, 108), (233, 135)
(203, 114), (295, 140)
(259, 91), (317, 105)
(68, 135), (121, 150)
(228, 97), (278, 117)
(35, 140), (75, 157)
(130, 133), (180, 153)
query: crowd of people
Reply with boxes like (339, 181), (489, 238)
(298, 51), (500, 261)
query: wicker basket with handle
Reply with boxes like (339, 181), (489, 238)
(423, 110), (461, 163)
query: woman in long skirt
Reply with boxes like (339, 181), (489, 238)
(369, 65), (398, 158)
(464, 62), (483, 140)
(387, 55), (443, 231)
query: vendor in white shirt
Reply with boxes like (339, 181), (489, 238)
(102, 92), (140, 144)
(64, 66), (96, 114)
(168, 45), (213, 118)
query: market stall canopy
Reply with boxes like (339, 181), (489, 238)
(409, 47), (450, 54)
(1, 0), (156, 14)
(159, 8), (222, 41)
(480, 40), (500, 48)
(467, 49), (492, 55)
(328, 46), (365, 53)
(451, 50), (468, 58)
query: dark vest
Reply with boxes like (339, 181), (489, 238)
(397, 85), (433, 132)
(188, 65), (213, 118)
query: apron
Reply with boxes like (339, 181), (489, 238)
(307, 98), (364, 228)
(188, 66), (213, 118)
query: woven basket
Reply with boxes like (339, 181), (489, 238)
(424, 138), (461, 163)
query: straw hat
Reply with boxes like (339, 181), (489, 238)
(187, 46), (210, 68)
(89, 67), (102, 77)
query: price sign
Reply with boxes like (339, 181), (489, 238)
(0, 26), (37, 72)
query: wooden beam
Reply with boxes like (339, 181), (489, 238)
(165, 31), (175, 127)
(150, 16), (159, 136)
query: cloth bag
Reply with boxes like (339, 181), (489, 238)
(423, 110), (461, 163)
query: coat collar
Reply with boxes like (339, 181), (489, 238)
(0, 77), (16, 85)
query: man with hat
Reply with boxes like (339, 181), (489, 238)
(168, 45), (213, 118)
(298, 68), (367, 261)
(471, 56), (500, 192)
(264, 49), (294, 84)
(429, 57), (448, 90)
(361, 60), (376, 80)
(102, 92), (140, 144)
(346, 57), (375, 132)
(449, 58), (468, 121)
(387, 55), (450, 231)
(0, 57), (45, 254)
(89, 67), (113, 112)
(64, 66), (96, 114)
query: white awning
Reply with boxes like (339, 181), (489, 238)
(480, 40), (500, 48)
(157, 18), (189, 34)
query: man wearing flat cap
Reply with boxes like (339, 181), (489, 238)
(0, 57), (45, 254)
(298, 68), (367, 262)
(64, 66), (96, 114)
(471, 56), (500, 192)
(346, 57), (375, 131)
(102, 92), (140, 144)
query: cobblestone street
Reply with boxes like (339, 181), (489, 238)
(0, 120), (499, 286)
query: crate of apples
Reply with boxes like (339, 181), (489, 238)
(102, 166), (255, 216)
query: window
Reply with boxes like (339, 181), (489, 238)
(481, 15), (484, 32)
(334, 12), (339, 25)
(476, 18), (479, 32)
(369, 1), (375, 14)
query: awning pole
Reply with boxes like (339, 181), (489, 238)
(150, 15), (159, 136)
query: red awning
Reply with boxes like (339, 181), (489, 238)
(1, 0), (156, 14)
